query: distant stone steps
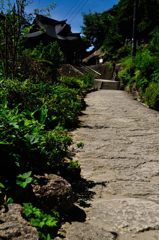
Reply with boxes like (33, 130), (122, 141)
(94, 79), (120, 90)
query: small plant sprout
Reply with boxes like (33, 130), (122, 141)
(76, 142), (84, 149)
(68, 160), (80, 169)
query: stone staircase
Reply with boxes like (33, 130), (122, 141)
(94, 79), (120, 90)
(59, 64), (120, 90)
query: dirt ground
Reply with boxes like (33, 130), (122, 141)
(57, 90), (159, 240)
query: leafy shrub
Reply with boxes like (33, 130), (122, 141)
(45, 85), (82, 129)
(21, 42), (64, 82)
(120, 56), (134, 71)
(16, 171), (34, 189)
(0, 79), (82, 129)
(23, 42), (64, 65)
(149, 30), (159, 53)
(0, 103), (72, 175)
(0, 79), (42, 110)
(133, 69), (149, 93)
(117, 44), (131, 59)
(135, 49), (154, 77)
(76, 142), (84, 149)
(23, 203), (60, 240)
(81, 73), (94, 90)
(19, 57), (58, 83)
(0, 182), (6, 206)
(41, 127), (72, 169)
(67, 160), (80, 170)
(60, 76), (84, 91)
(136, 77), (149, 93)
(118, 56), (135, 87)
(151, 70), (159, 83)
(0, 103), (43, 174)
(119, 50), (156, 94)
(0, 180), (13, 207)
(60, 73), (94, 92)
(145, 82), (159, 110)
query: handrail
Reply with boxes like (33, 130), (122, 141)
(80, 65), (101, 76)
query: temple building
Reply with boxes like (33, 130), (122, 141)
(25, 14), (86, 64)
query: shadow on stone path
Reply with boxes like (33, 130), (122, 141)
(56, 90), (159, 240)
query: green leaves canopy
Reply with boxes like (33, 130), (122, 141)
(82, 0), (159, 53)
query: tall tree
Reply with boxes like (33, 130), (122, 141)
(82, 12), (107, 49)
(82, 0), (159, 56)
(0, 0), (28, 78)
(82, 5), (120, 50)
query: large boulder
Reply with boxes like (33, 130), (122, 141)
(0, 204), (38, 240)
(32, 174), (74, 212)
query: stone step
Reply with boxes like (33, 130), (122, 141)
(94, 79), (120, 90)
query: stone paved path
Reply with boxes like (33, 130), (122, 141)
(59, 90), (159, 240)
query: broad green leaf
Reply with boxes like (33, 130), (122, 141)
(17, 171), (32, 179)
(0, 141), (9, 144)
(7, 197), (14, 204)
(0, 183), (5, 189)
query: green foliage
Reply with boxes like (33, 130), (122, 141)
(82, 7), (122, 52)
(82, 12), (106, 48)
(149, 30), (159, 53)
(0, 182), (5, 205)
(16, 171), (34, 189)
(0, 179), (14, 206)
(0, 73), (88, 182)
(33, 1), (56, 16)
(0, 0), (27, 78)
(0, 79), (83, 128)
(45, 85), (82, 128)
(148, 30), (159, 67)
(0, 0), (93, 238)
(118, 32), (159, 110)
(60, 76), (84, 90)
(41, 127), (72, 168)
(76, 142), (84, 149)
(0, 103), (43, 172)
(115, 0), (159, 43)
(23, 203), (60, 240)
(23, 41), (64, 66)
(118, 56), (135, 87)
(135, 75), (149, 93)
(116, 44), (131, 59)
(19, 57), (58, 83)
(0, 102), (73, 175)
(60, 73), (94, 92)
(0, 75), (86, 236)
(119, 55), (134, 70)
(151, 70), (159, 83)
(82, 0), (159, 57)
(0, 4), (61, 81)
(67, 160), (80, 170)
(145, 82), (159, 110)
(81, 73), (95, 90)
(0, 78), (49, 110)
(0, 1), (57, 80)
(135, 49), (154, 76)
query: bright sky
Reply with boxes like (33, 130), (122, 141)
(10, 0), (119, 33)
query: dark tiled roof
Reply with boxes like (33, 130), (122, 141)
(26, 14), (80, 41)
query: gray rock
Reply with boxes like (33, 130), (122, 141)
(118, 231), (159, 240)
(32, 174), (73, 211)
(56, 222), (116, 240)
(0, 204), (38, 240)
(89, 197), (159, 233)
